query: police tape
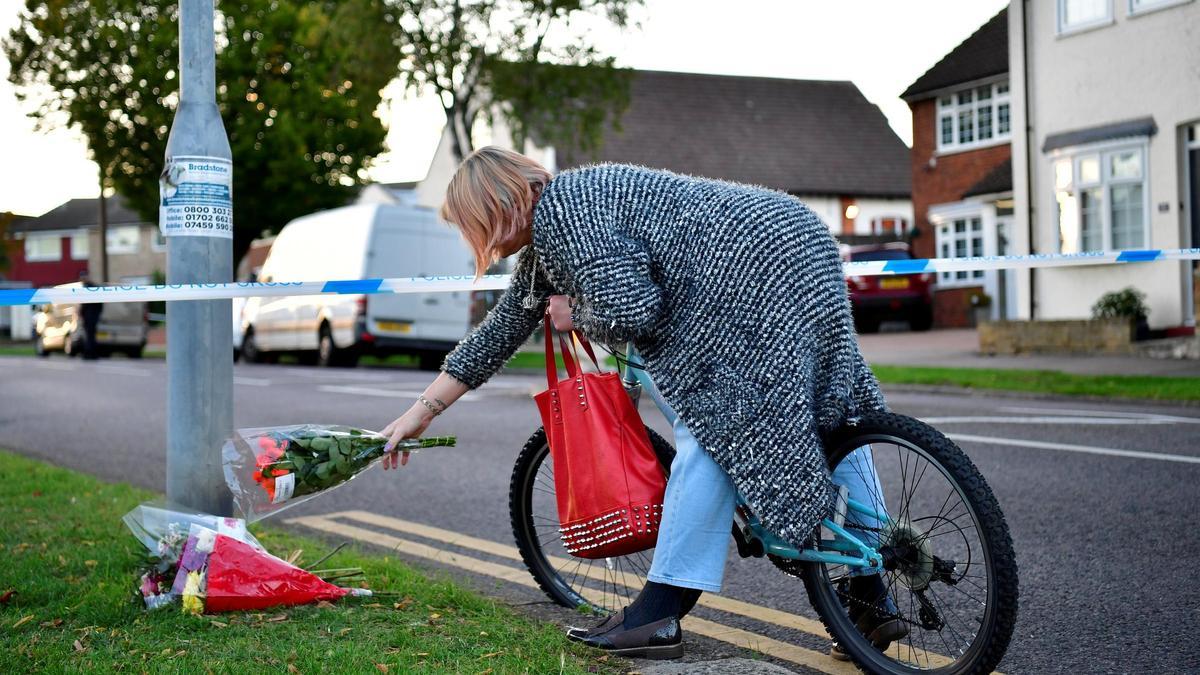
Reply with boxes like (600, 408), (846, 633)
(3, 247), (1199, 307)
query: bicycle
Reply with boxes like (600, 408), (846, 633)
(509, 345), (1018, 674)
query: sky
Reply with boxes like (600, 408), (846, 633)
(0, 0), (1009, 217)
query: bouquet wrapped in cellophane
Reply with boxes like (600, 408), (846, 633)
(122, 501), (264, 610)
(174, 525), (372, 614)
(222, 424), (455, 522)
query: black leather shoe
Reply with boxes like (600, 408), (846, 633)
(565, 610), (624, 643)
(580, 616), (684, 659)
(830, 598), (910, 661)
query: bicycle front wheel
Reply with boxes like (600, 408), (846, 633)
(508, 426), (675, 615)
(800, 412), (1018, 675)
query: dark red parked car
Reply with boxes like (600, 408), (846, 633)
(842, 242), (934, 333)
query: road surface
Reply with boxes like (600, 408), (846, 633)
(2, 355), (1198, 673)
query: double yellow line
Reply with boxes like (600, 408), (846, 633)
(286, 511), (955, 674)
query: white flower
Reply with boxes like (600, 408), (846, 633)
(194, 528), (217, 554)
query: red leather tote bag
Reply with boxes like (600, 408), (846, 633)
(534, 315), (666, 559)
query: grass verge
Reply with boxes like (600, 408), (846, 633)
(503, 353), (1199, 402)
(871, 364), (1200, 402)
(0, 450), (617, 674)
(0, 345), (35, 357)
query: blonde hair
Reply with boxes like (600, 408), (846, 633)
(440, 146), (553, 277)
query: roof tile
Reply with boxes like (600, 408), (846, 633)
(902, 9), (1008, 100)
(559, 70), (910, 197)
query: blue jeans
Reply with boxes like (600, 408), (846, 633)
(628, 348), (887, 592)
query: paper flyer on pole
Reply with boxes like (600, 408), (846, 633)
(159, 155), (233, 238)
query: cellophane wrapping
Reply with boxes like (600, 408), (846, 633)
(222, 424), (455, 523)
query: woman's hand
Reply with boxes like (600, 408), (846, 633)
(379, 407), (432, 470)
(548, 294), (575, 332)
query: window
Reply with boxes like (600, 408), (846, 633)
(106, 225), (141, 254)
(937, 217), (986, 285)
(870, 217), (909, 236)
(24, 234), (62, 262)
(1054, 142), (1148, 253)
(1057, 0), (1113, 34)
(152, 230), (167, 252)
(936, 82), (1011, 152)
(1129, 0), (1193, 16)
(70, 231), (90, 260)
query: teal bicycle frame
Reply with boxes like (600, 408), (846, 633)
(619, 347), (887, 574)
(733, 493), (886, 572)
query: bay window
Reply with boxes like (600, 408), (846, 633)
(1054, 142), (1148, 253)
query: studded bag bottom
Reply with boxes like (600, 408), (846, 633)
(559, 503), (663, 558)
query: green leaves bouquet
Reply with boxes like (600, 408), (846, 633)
(222, 425), (455, 522)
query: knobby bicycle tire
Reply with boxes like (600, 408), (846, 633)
(798, 411), (1018, 675)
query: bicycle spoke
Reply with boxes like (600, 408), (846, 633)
(896, 443), (911, 524)
(940, 578), (987, 607)
(904, 587), (922, 668)
(917, 589), (933, 669)
(925, 584), (973, 656)
(810, 423), (1010, 673)
(906, 459), (932, 519)
(915, 510), (977, 545)
(617, 563), (636, 607)
(625, 552), (651, 579)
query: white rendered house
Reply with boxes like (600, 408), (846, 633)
(1009, 0), (1200, 330)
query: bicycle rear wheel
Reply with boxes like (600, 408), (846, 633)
(509, 426), (675, 614)
(799, 412), (1018, 675)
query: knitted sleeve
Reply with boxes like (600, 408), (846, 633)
(530, 167), (664, 344)
(559, 228), (665, 345)
(440, 247), (552, 389)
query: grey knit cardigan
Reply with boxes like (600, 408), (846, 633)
(442, 164), (887, 547)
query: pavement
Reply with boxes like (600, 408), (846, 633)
(858, 326), (1200, 377)
(2, 354), (1199, 672)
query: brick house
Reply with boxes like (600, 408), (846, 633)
(902, 9), (1015, 328)
(2, 197), (166, 287)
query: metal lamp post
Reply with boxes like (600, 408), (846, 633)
(161, 0), (234, 515)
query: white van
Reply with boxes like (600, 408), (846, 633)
(238, 203), (484, 369)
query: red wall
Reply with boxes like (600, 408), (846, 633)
(4, 236), (88, 287)
(909, 98), (1011, 327)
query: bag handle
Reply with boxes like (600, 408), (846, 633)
(542, 313), (602, 389)
(571, 330), (602, 371)
(544, 314), (561, 389)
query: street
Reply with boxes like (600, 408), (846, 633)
(2, 355), (1198, 673)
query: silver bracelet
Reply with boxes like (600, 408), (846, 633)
(417, 394), (446, 416)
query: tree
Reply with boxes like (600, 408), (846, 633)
(5, 0), (402, 264)
(0, 213), (14, 275)
(389, 0), (639, 162)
